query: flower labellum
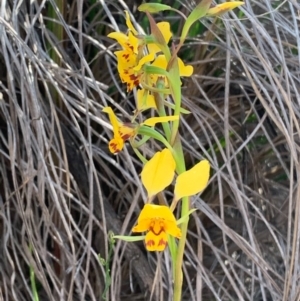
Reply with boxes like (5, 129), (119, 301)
(132, 204), (181, 251)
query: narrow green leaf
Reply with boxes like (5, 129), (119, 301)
(180, 0), (212, 44)
(167, 235), (177, 279)
(164, 101), (191, 114)
(137, 125), (173, 151)
(138, 3), (172, 13)
(113, 235), (145, 242)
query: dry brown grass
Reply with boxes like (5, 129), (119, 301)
(0, 0), (299, 300)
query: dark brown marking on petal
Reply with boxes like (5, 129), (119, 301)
(109, 142), (120, 153)
(146, 240), (155, 247)
(128, 74), (140, 87)
(121, 133), (132, 141)
(158, 239), (167, 247)
(149, 226), (164, 236)
(129, 74), (138, 80)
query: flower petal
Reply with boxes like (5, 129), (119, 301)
(158, 22), (172, 43)
(137, 204), (177, 222)
(152, 54), (168, 69)
(206, 2), (244, 17)
(133, 52), (155, 72)
(165, 220), (181, 238)
(119, 124), (135, 140)
(174, 159), (210, 200)
(115, 51), (140, 91)
(108, 137), (124, 154)
(107, 32), (129, 49)
(102, 107), (120, 137)
(151, 55), (193, 78)
(142, 115), (179, 127)
(127, 32), (139, 53)
(141, 150), (176, 197)
(177, 57), (193, 77)
(137, 89), (157, 111)
(132, 217), (151, 233)
(125, 11), (138, 35)
(147, 22), (172, 54)
(145, 230), (168, 251)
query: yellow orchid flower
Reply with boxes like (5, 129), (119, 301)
(103, 107), (179, 154)
(114, 50), (154, 91)
(108, 11), (172, 91)
(107, 12), (145, 91)
(132, 204), (181, 251)
(102, 107), (135, 154)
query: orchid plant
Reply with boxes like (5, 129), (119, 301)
(103, 1), (244, 300)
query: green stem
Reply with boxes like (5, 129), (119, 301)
(167, 142), (188, 301)
(137, 125), (173, 153)
(141, 81), (171, 95)
(168, 60), (182, 145)
(167, 60), (187, 300)
(173, 196), (189, 301)
(132, 145), (148, 164)
(131, 135), (151, 149)
(155, 80), (171, 141)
